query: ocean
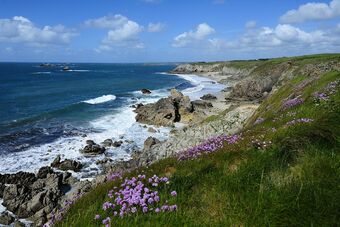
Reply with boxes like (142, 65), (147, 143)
(0, 63), (224, 178)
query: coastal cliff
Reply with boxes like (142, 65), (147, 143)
(56, 54), (340, 227)
(1, 54), (340, 227)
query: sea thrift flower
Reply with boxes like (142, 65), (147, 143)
(178, 134), (241, 160)
(94, 214), (101, 220)
(155, 208), (160, 213)
(286, 118), (314, 126)
(313, 92), (329, 101)
(102, 217), (110, 225)
(282, 97), (304, 109)
(171, 191), (177, 197)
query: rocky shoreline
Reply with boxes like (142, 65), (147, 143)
(2, 59), (339, 226)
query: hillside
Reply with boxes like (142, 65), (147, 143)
(55, 54), (340, 227)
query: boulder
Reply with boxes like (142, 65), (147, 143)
(113, 141), (123, 147)
(134, 89), (193, 126)
(141, 89), (152, 94)
(143, 137), (160, 150)
(102, 139), (113, 147)
(0, 211), (15, 225)
(51, 156), (83, 172)
(81, 141), (105, 155)
(37, 166), (54, 179)
(192, 100), (213, 109)
(86, 140), (95, 145)
(148, 127), (157, 133)
(200, 94), (217, 100)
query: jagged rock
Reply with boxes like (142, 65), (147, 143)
(200, 94), (217, 100)
(192, 100), (213, 109)
(113, 141), (123, 147)
(102, 139), (113, 147)
(81, 142), (105, 155)
(170, 88), (183, 99)
(143, 137), (160, 150)
(86, 140), (95, 145)
(51, 155), (61, 167)
(37, 166), (54, 179)
(13, 221), (26, 227)
(134, 89), (193, 126)
(0, 172), (36, 186)
(148, 127), (157, 133)
(58, 160), (83, 172)
(51, 156), (83, 172)
(0, 211), (15, 225)
(141, 89), (152, 94)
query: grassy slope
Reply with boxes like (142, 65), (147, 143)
(58, 55), (340, 227)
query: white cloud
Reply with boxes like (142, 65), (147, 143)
(86, 14), (144, 52)
(280, 0), (340, 23)
(209, 24), (338, 54)
(0, 16), (76, 45)
(148, 22), (165, 32)
(172, 23), (215, 47)
(245, 20), (257, 29)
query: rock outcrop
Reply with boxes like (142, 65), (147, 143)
(51, 155), (83, 172)
(133, 104), (258, 166)
(134, 89), (194, 126)
(141, 89), (152, 94)
(81, 140), (105, 155)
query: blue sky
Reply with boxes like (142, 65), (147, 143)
(0, 0), (340, 62)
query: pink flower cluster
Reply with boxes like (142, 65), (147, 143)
(107, 172), (122, 181)
(95, 174), (177, 226)
(286, 118), (314, 126)
(313, 79), (339, 103)
(178, 134), (241, 160)
(282, 97), (304, 110)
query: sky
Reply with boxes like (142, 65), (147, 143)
(0, 0), (340, 62)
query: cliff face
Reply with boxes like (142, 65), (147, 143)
(172, 56), (340, 101)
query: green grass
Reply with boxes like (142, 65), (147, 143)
(57, 61), (340, 227)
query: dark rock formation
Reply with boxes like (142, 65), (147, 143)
(0, 211), (15, 225)
(192, 100), (213, 109)
(51, 155), (83, 172)
(141, 89), (152, 94)
(200, 94), (217, 100)
(113, 140), (123, 147)
(81, 141), (105, 155)
(143, 137), (160, 150)
(102, 139), (113, 147)
(134, 89), (193, 126)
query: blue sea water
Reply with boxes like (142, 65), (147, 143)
(0, 63), (224, 177)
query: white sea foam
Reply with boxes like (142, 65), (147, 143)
(68, 70), (91, 72)
(83, 95), (116, 105)
(160, 73), (225, 100)
(0, 199), (6, 213)
(32, 72), (51, 75)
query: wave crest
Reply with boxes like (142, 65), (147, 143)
(83, 95), (116, 105)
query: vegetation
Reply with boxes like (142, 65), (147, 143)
(56, 58), (340, 227)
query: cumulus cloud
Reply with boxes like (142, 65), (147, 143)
(0, 16), (76, 45)
(86, 14), (144, 52)
(280, 0), (340, 23)
(172, 23), (215, 47)
(209, 23), (340, 54)
(147, 22), (165, 32)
